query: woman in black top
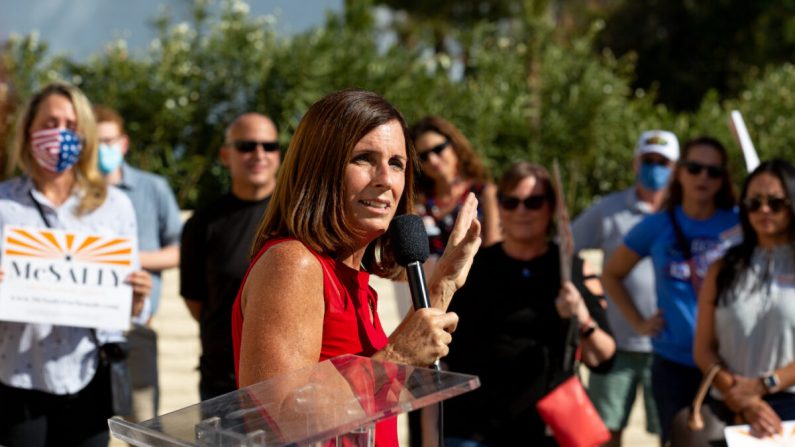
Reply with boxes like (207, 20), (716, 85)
(444, 161), (616, 446)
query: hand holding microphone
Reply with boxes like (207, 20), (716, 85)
(389, 214), (460, 369)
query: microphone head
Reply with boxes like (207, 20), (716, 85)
(389, 214), (430, 266)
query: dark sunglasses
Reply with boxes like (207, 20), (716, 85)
(682, 161), (725, 179)
(498, 194), (548, 211)
(232, 140), (280, 153)
(640, 155), (671, 166)
(743, 195), (791, 213)
(418, 141), (450, 162)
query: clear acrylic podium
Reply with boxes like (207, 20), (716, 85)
(109, 354), (480, 446)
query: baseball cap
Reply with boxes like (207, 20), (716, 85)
(634, 130), (679, 162)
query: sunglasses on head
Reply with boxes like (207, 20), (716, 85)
(232, 140), (280, 153)
(418, 141), (450, 162)
(682, 161), (725, 179)
(498, 194), (547, 211)
(743, 195), (791, 213)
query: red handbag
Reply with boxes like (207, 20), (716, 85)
(535, 318), (610, 447)
(536, 375), (610, 447)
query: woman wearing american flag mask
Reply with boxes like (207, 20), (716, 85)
(0, 82), (151, 447)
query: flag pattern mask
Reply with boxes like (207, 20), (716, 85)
(30, 128), (83, 173)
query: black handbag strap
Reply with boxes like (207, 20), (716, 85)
(668, 207), (692, 260)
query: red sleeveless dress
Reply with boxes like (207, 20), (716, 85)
(231, 237), (398, 446)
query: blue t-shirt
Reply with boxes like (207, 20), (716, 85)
(624, 206), (740, 366)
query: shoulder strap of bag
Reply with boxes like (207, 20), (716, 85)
(688, 362), (723, 430)
(668, 207), (692, 260)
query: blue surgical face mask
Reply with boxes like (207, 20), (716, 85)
(638, 163), (672, 191)
(98, 142), (124, 174)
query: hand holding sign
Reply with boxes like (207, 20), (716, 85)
(126, 270), (152, 317)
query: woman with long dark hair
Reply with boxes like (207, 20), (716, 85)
(695, 158), (795, 437)
(410, 116), (501, 257)
(602, 136), (739, 443)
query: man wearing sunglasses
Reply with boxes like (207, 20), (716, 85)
(180, 113), (281, 400)
(572, 130), (679, 446)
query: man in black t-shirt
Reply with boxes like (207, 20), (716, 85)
(180, 113), (281, 400)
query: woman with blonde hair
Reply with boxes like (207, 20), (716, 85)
(0, 82), (151, 447)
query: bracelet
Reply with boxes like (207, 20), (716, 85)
(579, 317), (598, 339)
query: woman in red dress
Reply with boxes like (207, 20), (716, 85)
(232, 89), (482, 446)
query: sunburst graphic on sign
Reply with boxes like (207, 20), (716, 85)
(3, 227), (133, 266)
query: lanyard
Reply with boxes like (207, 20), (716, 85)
(28, 190), (53, 229)
(28, 190), (102, 342)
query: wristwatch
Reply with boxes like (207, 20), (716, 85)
(761, 372), (781, 394)
(579, 318), (598, 339)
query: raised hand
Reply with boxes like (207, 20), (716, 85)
(428, 193), (482, 309)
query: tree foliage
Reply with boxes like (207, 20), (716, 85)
(597, 0), (795, 111)
(2, 0), (794, 214)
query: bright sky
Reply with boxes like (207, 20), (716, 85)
(0, 0), (343, 60)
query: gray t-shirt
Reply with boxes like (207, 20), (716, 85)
(572, 187), (657, 352)
(716, 245), (795, 393)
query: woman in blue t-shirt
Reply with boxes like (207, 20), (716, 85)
(602, 136), (739, 444)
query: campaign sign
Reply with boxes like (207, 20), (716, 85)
(725, 421), (795, 446)
(0, 225), (136, 330)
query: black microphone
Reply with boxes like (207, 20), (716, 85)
(389, 215), (445, 446)
(389, 214), (431, 310)
(388, 215), (439, 369)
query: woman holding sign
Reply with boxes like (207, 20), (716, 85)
(602, 136), (739, 444)
(0, 82), (151, 447)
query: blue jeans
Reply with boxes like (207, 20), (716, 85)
(766, 392), (795, 420)
(651, 354), (702, 444)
